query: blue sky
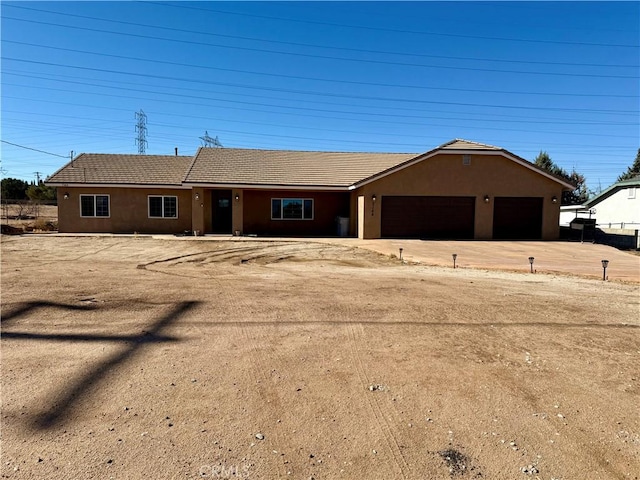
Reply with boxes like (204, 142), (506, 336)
(1, 1), (638, 192)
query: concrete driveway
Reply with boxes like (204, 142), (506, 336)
(337, 239), (640, 283)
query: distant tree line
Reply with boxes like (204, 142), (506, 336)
(533, 148), (640, 205)
(1, 178), (57, 203)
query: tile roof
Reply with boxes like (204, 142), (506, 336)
(183, 148), (420, 187)
(45, 139), (575, 190)
(438, 139), (501, 150)
(46, 154), (193, 186)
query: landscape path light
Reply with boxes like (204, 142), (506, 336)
(452, 253), (457, 269)
(528, 256), (535, 273)
(399, 247), (403, 261)
(601, 259), (609, 281)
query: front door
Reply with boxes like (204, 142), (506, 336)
(211, 190), (233, 234)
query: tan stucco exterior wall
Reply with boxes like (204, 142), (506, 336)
(57, 187), (192, 234)
(353, 153), (564, 240)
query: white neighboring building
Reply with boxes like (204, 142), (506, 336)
(585, 176), (640, 229)
(559, 205), (594, 227)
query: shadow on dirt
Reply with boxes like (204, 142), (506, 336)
(2, 300), (199, 430)
(0, 301), (97, 326)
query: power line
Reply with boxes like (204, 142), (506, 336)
(6, 71), (637, 124)
(3, 17), (638, 80)
(5, 5), (638, 68)
(4, 83), (636, 141)
(147, 1), (640, 49)
(0, 140), (68, 158)
(4, 58), (637, 115)
(6, 41), (638, 99)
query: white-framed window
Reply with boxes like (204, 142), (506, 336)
(271, 198), (314, 220)
(148, 195), (178, 218)
(628, 187), (636, 199)
(80, 194), (110, 218)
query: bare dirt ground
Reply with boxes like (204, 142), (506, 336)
(1, 236), (639, 479)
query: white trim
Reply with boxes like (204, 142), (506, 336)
(271, 198), (314, 220)
(46, 183), (190, 190)
(350, 149), (576, 190)
(79, 194), (110, 218)
(148, 195), (179, 219)
(185, 183), (349, 191)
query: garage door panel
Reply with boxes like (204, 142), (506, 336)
(493, 197), (542, 240)
(381, 196), (475, 239)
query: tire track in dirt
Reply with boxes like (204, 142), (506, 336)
(179, 262), (282, 479)
(347, 322), (410, 479)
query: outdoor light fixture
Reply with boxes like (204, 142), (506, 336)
(528, 256), (535, 273)
(195, 193), (200, 200)
(601, 259), (609, 281)
(552, 196), (558, 204)
(399, 248), (403, 261)
(63, 192), (70, 200)
(452, 253), (457, 269)
(371, 194), (377, 216)
(484, 195), (490, 203)
(235, 194), (240, 201)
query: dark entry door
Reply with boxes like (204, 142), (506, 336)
(381, 196), (475, 239)
(493, 197), (543, 239)
(211, 190), (233, 234)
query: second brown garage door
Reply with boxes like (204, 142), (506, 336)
(493, 197), (543, 239)
(381, 196), (475, 239)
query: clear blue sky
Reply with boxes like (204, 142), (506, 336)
(1, 1), (638, 192)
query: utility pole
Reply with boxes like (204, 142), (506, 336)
(199, 131), (223, 148)
(34, 171), (42, 184)
(135, 110), (148, 154)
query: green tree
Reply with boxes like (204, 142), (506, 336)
(534, 151), (555, 173)
(0, 177), (29, 200)
(26, 182), (57, 202)
(617, 148), (640, 182)
(533, 151), (589, 205)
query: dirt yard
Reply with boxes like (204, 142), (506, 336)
(1, 236), (639, 479)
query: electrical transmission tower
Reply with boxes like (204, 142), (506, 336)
(135, 110), (148, 154)
(199, 131), (223, 148)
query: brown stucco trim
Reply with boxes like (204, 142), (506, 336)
(47, 183), (190, 189)
(184, 183), (350, 191)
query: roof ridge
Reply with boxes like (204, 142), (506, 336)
(199, 146), (420, 155)
(439, 138), (502, 150)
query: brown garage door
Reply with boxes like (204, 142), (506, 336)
(381, 196), (475, 239)
(493, 197), (543, 239)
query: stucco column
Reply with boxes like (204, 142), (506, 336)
(232, 189), (243, 235)
(542, 191), (562, 240)
(191, 187), (205, 235)
(357, 196), (365, 239)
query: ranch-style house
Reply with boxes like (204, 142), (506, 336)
(46, 139), (574, 240)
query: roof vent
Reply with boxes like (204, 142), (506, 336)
(463, 154), (471, 166)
